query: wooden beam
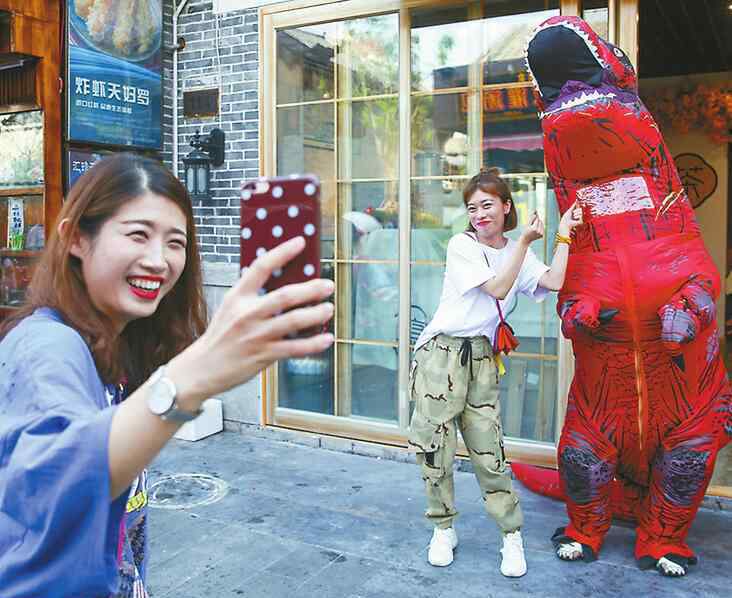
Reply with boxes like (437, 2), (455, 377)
(561, 0), (581, 17)
(616, 0), (639, 72)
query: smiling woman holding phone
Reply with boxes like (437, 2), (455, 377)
(407, 167), (582, 577)
(0, 154), (334, 598)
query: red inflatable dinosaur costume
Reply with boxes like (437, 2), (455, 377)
(522, 16), (732, 571)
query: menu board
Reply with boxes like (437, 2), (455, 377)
(67, 0), (162, 149)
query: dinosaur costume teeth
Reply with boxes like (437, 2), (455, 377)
(525, 16), (732, 566)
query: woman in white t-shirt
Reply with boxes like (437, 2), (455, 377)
(408, 168), (581, 577)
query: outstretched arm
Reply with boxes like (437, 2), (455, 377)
(539, 202), (583, 291)
(108, 237), (334, 498)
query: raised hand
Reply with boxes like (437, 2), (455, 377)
(558, 201), (583, 236)
(168, 236), (335, 407)
(520, 211), (544, 245)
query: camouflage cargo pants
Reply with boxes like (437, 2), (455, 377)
(408, 334), (523, 532)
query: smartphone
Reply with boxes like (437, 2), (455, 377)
(240, 174), (321, 292)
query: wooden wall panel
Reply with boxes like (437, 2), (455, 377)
(0, 1), (59, 23)
(0, 2), (63, 232)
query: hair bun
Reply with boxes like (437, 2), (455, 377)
(480, 166), (502, 176)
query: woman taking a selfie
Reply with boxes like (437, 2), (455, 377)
(0, 154), (334, 598)
(408, 168), (581, 577)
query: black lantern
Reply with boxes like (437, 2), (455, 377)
(182, 128), (225, 199)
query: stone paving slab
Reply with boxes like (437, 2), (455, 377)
(147, 432), (731, 598)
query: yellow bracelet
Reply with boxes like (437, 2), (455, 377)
(554, 232), (572, 246)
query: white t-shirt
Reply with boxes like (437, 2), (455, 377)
(414, 233), (550, 349)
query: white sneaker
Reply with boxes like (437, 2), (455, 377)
(500, 530), (527, 577)
(428, 527), (458, 567)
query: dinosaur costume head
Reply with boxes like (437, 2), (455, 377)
(525, 16), (693, 238)
(526, 16), (636, 113)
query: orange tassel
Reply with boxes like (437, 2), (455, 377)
(493, 321), (520, 355)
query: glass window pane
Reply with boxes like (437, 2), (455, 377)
(409, 264), (445, 347)
(499, 356), (557, 443)
(502, 176), (555, 259)
(482, 87), (544, 173)
(277, 104), (335, 178)
(277, 346), (334, 415)
(276, 24), (336, 104)
(412, 93), (474, 177)
(410, 7), (485, 92)
(337, 262), (399, 343)
(320, 180), (336, 260)
(338, 342), (398, 423)
(338, 181), (398, 260)
(481, 3), (560, 85)
(411, 178), (465, 262)
(0, 110), (44, 189)
(337, 14), (399, 99)
(583, 1), (610, 40)
(712, 445), (732, 488)
(338, 99), (398, 180)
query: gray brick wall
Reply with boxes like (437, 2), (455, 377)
(161, 0), (174, 167)
(165, 0), (260, 263)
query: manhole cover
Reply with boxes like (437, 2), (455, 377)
(148, 473), (229, 510)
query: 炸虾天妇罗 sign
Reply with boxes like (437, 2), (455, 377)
(67, 0), (162, 150)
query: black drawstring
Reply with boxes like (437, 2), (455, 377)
(458, 338), (474, 380)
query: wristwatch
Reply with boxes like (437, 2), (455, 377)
(147, 365), (202, 422)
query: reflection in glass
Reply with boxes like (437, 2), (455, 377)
(276, 24), (336, 104)
(481, 4), (559, 85)
(338, 181), (398, 260)
(338, 342), (398, 423)
(337, 262), (399, 343)
(499, 356), (557, 443)
(278, 346), (334, 415)
(410, 178), (465, 261)
(583, 1), (610, 40)
(412, 94), (472, 178)
(0, 111), (44, 189)
(482, 87), (544, 173)
(337, 14), (399, 98)
(338, 99), (399, 180)
(411, 6), (484, 92)
(410, 265), (446, 341)
(502, 176), (555, 256)
(320, 180), (336, 259)
(277, 104), (335, 177)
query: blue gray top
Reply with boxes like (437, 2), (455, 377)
(0, 308), (148, 597)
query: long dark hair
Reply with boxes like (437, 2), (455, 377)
(462, 168), (517, 232)
(0, 154), (208, 391)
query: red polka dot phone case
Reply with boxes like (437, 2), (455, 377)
(240, 175), (321, 291)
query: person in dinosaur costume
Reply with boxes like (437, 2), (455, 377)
(523, 16), (732, 576)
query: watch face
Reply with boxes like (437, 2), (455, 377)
(148, 378), (175, 416)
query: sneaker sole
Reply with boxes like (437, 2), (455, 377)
(500, 567), (527, 578)
(429, 556), (454, 567)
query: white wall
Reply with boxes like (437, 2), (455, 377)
(202, 262), (263, 424)
(640, 72), (730, 335)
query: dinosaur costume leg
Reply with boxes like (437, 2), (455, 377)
(636, 318), (732, 563)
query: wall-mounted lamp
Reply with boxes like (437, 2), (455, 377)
(182, 128), (225, 199)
